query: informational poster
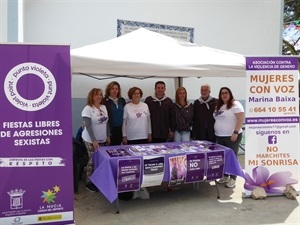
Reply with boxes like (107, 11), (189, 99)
(141, 156), (164, 187)
(169, 155), (187, 186)
(0, 44), (74, 225)
(186, 153), (206, 183)
(117, 159), (141, 192)
(245, 57), (299, 196)
(206, 151), (225, 181)
(117, 19), (194, 43)
(106, 148), (131, 157)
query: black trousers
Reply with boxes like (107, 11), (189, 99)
(110, 126), (122, 146)
(127, 139), (148, 145)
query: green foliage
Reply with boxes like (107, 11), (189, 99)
(284, 0), (300, 22)
(283, 1), (300, 97)
(283, 0), (300, 77)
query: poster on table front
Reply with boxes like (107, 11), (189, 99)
(169, 155), (187, 186)
(117, 159), (141, 192)
(141, 156), (164, 188)
(185, 153), (206, 183)
(0, 44), (74, 225)
(206, 151), (225, 181)
(245, 57), (299, 196)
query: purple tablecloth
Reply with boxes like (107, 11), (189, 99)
(91, 141), (245, 203)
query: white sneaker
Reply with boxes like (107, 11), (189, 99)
(132, 188), (150, 200)
(218, 176), (230, 183)
(139, 187), (150, 199)
(226, 178), (236, 188)
(132, 191), (140, 200)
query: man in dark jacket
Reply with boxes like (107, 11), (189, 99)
(145, 81), (175, 143)
(193, 84), (217, 142)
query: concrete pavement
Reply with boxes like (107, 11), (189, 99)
(74, 155), (300, 225)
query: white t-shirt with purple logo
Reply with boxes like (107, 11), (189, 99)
(213, 101), (244, 136)
(81, 105), (108, 143)
(122, 102), (151, 140)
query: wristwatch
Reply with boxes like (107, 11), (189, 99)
(233, 130), (239, 134)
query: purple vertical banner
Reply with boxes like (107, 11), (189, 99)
(206, 151), (225, 181)
(245, 56), (300, 196)
(0, 44), (74, 225)
(117, 159), (141, 192)
(186, 153), (206, 183)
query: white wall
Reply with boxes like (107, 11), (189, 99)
(183, 77), (246, 100)
(23, 0), (283, 98)
(23, 0), (282, 54)
(72, 76), (176, 99)
(21, 0), (283, 135)
(0, 0), (7, 42)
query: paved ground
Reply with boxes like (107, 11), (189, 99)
(74, 155), (300, 225)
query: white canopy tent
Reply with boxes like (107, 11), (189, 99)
(71, 28), (245, 79)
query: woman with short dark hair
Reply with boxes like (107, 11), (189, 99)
(122, 87), (152, 145)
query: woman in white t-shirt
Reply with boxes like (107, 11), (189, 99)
(122, 87), (152, 145)
(213, 87), (244, 188)
(81, 88), (110, 192)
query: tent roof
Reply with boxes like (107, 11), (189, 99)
(71, 28), (245, 78)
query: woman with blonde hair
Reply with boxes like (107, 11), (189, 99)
(174, 87), (193, 142)
(81, 88), (110, 192)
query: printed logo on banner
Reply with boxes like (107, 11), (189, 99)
(2, 188), (31, 218)
(14, 216), (21, 223)
(7, 189), (26, 210)
(268, 135), (277, 144)
(37, 214), (63, 222)
(4, 62), (57, 111)
(38, 185), (64, 213)
(0, 157), (66, 167)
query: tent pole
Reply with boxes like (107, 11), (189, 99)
(174, 77), (182, 89)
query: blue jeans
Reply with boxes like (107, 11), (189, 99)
(174, 131), (190, 142)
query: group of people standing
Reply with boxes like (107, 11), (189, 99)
(81, 80), (244, 192)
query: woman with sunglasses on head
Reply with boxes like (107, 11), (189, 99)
(104, 81), (126, 146)
(81, 88), (110, 192)
(213, 87), (244, 188)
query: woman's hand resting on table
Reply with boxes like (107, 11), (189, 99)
(93, 140), (99, 150)
(122, 137), (128, 145)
